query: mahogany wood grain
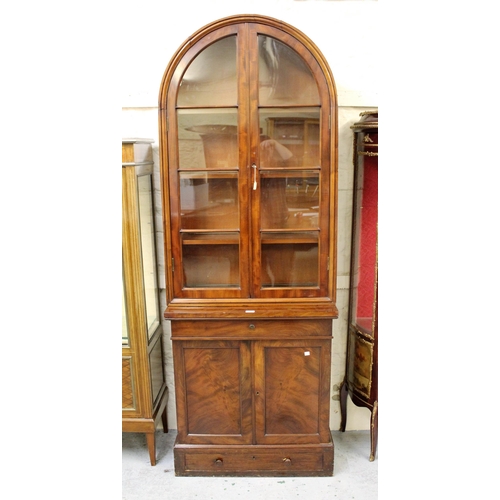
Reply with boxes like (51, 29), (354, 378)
(254, 339), (332, 445)
(173, 340), (253, 445)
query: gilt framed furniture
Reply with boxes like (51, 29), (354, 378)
(340, 111), (378, 461)
(122, 139), (168, 466)
(158, 15), (338, 476)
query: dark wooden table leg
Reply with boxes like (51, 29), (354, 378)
(340, 380), (348, 432)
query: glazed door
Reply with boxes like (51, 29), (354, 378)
(250, 26), (331, 298)
(167, 25), (249, 299)
(163, 20), (334, 301)
(173, 340), (253, 445)
(253, 339), (332, 445)
(164, 19), (336, 299)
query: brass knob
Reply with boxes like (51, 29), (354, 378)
(214, 458), (223, 466)
(249, 324), (256, 330)
(283, 457), (292, 464)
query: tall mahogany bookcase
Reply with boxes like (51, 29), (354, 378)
(158, 15), (338, 476)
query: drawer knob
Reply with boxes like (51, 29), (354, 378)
(283, 457), (292, 464)
(248, 324), (256, 330)
(214, 457), (223, 466)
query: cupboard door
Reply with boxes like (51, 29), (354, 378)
(254, 339), (331, 444)
(173, 339), (253, 444)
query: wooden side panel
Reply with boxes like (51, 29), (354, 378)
(149, 335), (165, 407)
(174, 340), (253, 444)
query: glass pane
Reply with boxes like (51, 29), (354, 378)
(138, 175), (160, 338)
(351, 148), (378, 335)
(261, 171), (319, 230)
(180, 171), (239, 230)
(122, 272), (129, 346)
(259, 108), (320, 168)
(258, 35), (320, 106)
(261, 232), (319, 288)
(178, 109), (238, 170)
(182, 233), (239, 288)
(178, 36), (237, 106)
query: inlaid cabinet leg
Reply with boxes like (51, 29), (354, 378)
(146, 432), (157, 466)
(369, 401), (378, 462)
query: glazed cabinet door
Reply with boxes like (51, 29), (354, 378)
(173, 340), (253, 444)
(254, 339), (332, 445)
(162, 20), (335, 303)
(166, 26), (250, 300)
(250, 25), (332, 299)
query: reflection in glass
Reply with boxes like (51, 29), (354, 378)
(180, 171), (239, 230)
(261, 232), (319, 288)
(178, 110), (238, 170)
(122, 270), (129, 346)
(178, 36), (237, 106)
(261, 171), (319, 230)
(181, 233), (240, 288)
(138, 175), (160, 339)
(258, 35), (320, 106)
(350, 149), (378, 335)
(259, 108), (320, 168)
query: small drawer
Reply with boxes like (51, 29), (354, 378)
(180, 448), (331, 475)
(171, 319), (332, 339)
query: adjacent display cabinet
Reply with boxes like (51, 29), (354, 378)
(340, 111), (378, 461)
(122, 139), (168, 466)
(159, 15), (338, 476)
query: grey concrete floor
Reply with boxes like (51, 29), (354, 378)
(122, 430), (377, 499)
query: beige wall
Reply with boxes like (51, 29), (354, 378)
(121, 0), (378, 431)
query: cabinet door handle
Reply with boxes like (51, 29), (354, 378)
(252, 164), (258, 190)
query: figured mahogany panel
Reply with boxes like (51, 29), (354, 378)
(174, 340), (253, 444)
(264, 346), (320, 435)
(254, 338), (331, 444)
(185, 347), (240, 434)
